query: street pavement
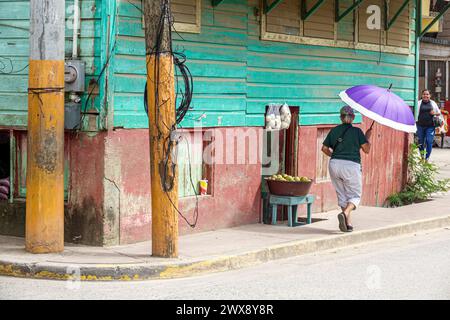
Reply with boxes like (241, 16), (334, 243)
(1, 228), (449, 300)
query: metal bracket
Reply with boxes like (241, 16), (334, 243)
(301, 0), (326, 20)
(420, 1), (450, 37)
(212, 0), (225, 7)
(335, 0), (364, 22)
(263, 0), (284, 14)
(385, 0), (410, 30)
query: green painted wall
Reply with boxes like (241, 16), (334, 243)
(0, 0), (104, 128)
(111, 0), (417, 128)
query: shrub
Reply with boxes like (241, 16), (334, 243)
(386, 143), (450, 207)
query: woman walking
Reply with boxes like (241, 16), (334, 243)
(321, 106), (372, 232)
(417, 89), (441, 160)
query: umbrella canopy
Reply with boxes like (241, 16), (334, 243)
(339, 85), (417, 133)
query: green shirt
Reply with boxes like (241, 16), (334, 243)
(323, 124), (368, 164)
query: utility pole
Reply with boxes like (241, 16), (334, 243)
(143, 0), (179, 258)
(26, 0), (65, 253)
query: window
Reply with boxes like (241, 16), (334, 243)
(316, 127), (331, 182)
(261, 0), (411, 55)
(142, 0), (201, 34)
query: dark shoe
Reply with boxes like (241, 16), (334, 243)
(346, 225), (353, 232)
(337, 213), (348, 232)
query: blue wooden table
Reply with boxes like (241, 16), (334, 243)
(263, 194), (315, 227)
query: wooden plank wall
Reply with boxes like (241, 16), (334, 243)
(0, 1), (418, 129)
(437, 11), (450, 41)
(337, 0), (355, 41)
(387, 0), (410, 48)
(266, 0), (301, 35)
(358, 0), (386, 45)
(172, 0), (197, 25)
(0, 0), (103, 127)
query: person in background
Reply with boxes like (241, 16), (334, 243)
(417, 89), (441, 160)
(321, 106), (372, 232)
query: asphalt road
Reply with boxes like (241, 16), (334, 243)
(1, 228), (449, 300)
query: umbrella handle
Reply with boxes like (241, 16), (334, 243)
(369, 120), (375, 130)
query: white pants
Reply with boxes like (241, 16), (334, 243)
(329, 159), (362, 209)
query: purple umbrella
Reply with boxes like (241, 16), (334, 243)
(339, 85), (417, 133)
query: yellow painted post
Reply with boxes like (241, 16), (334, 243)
(26, 0), (65, 253)
(143, 0), (178, 258)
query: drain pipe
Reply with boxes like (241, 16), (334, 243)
(72, 0), (80, 59)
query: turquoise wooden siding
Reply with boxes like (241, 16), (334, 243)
(111, 0), (417, 128)
(0, 0), (104, 127)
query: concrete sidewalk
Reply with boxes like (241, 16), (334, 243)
(1, 191), (450, 281)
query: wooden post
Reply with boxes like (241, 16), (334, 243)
(25, 0), (65, 253)
(143, 0), (178, 258)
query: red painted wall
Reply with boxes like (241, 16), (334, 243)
(66, 132), (106, 245)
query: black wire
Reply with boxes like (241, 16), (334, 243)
(28, 87), (65, 127)
(181, 134), (199, 228)
(0, 56), (29, 75)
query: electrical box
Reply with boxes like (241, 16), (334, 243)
(64, 60), (85, 92)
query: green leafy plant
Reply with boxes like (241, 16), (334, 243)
(387, 143), (450, 207)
